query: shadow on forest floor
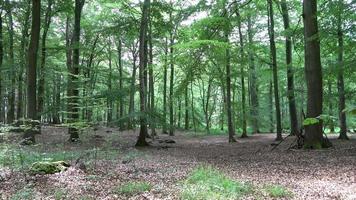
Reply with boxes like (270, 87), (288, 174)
(1, 126), (355, 199)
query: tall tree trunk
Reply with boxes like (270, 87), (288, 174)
(169, 32), (174, 136)
(224, 24), (236, 143)
(237, 11), (247, 138)
(5, 0), (15, 123)
(280, 0), (299, 136)
(184, 84), (189, 130)
(162, 38), (168, 134)
(128, 46), (137, 129)
(24, 0), (41, 143)
(107, 41), (113, 124)
(303, 0), (326, 148)
(38, 0), (53, 119)
(267, 0), (282, 141)
(117, 39), (124, 129)
(247, 16), (259, 134)
(17, 1), (31, 120)
(0, 9), (4, 122)
(136, 0), (150, 146)
(327, 80), (335, 132)
(68, 0), (84, 142)
(148, 21), (156, 136)
(336, 0), (348, 140)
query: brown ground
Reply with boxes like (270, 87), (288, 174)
(1, 126), (355, 200)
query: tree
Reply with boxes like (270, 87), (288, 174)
(136, 0), (151, 147)
(303, 0), (325, 148)
(24, 0), (41, 143)
(267, 0), (282, 141)
(68, 0), (85, 142)
(280, 0), (299, 136)
(336, 0), (348, 140)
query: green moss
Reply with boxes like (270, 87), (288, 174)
(115, 181), (152, 196)
(10, 187), (34, 200)
(30, 161), (70, 174)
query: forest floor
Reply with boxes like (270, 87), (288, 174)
(0, 126), (355, 200)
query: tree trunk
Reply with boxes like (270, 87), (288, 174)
(68, 0), (84, 142)
(136, 0), (150, 147)
(225, 27), (236, 143)
(128, 46), (137, 129)
(117, 39), (124, 129)
(237, 11), (247, 138)
(328, 80), (335, 132)
(107, 41), (113, 124)
(303, 0), (325, 148)
(0, 10), (3, 122)
(148, 19), (156, 136)
(5, 0), (15, 123)
(38, 0), (53, 119)
(280, 0), (299, 136)
(162, 38), (168, 134)
(267, 0), (282, 141)
(169, 32), (174, 136)
(24, 0), (41, 143)
(184, 84), (189, 130)
(247, 16), (259, 134)
(336, 0), (348, 140)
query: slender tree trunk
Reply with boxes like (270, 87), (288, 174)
(269, 81), (274, 132)
(267, 0), (282, 141)
(38, 0), (53, 119)
(225, 27), (236, 143)
(148, 20), (156, 136)
(162, 38), (168, 134)
(117, 39), (124, 129)
(136, 0), (150, 146)
(68, 0), (84, 142)
(190, 81), (196, 132)
(237, 11), (247, 138)
(128, 47), (137, 129)
(336, 0), (348, 140)
(280, 0), (299, 136)
(107, 41), (113, 124)
(247, 16), (259, 134)
(184, 84), (189, 130)
(169, 32), (174, 136)
(5, 0), (15, 123)
(328, 80), (335, 132)
(0, 10), (3, 122)
(303, 0), (326, 148)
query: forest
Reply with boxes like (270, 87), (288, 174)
(0, 0), (355, 199)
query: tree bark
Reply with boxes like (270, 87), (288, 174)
(5, 0), (15, 123)
(136, 0), (150, 146)
(336, 0), (348, 140)
(280, 0), (299, 136)
(247, 16), (259, 134)
(38, 0), (53, 119)
(107, 41), (113, 124)
(24, 0), (41, 143)
(117, 39), (124, 129)
(162, 38), (168, 134)
(0, 9), (3, 122)
(303, 0), (325, 148)
(184, 84), (189, 130)
(237, 11), (247, 138)
(267, 0), (282, 141)
(68, 0), (84, 142)
(148, 20), (156, 136)
(169, 32), (174, 136)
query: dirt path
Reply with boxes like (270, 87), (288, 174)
(1, 127), (355, 199)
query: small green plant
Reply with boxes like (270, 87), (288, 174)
(264, 184), (292, 198)
(180, 166), (252, 200)
(10, 187), (34, 200)
(115, 181), (152, 196)
(54, 189), (68, 200)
